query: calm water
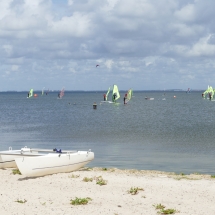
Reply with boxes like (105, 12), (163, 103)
(0, 91), (214, 174)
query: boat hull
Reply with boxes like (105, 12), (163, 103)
(15, 151), (94, 177)
(0, 152), (19, 168)
(0, 148), (39, 169)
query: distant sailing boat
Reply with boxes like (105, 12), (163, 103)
(101, 85), (120, 103)
(125, 89), (133, 103)
(27, 89), (33, 98)
(58, 87), (65, 99)
(186, 88), (191, 93)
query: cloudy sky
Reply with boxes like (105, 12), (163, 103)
(0, 0), (215, 91)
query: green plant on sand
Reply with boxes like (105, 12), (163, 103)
(127, 187), (144, 195)
(83, 177), (93, 182)
(68, 174), (80, 178)
(153, 203), (165, 210)
(12, 169), (21, 175)
(95, 176), (107, 186)
(70, 197), (92, 205)
(15, 199), (27, 203)
(153, 203), (179, 214)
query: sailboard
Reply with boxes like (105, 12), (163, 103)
(27, 89), (33, 98)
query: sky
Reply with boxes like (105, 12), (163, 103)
(0, 0), (215, 91)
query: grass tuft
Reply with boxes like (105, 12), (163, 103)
(127, 187), (144, 195)
(95, 176), (107, 186)
(70, 197), (92, 205)
(83, 177), (93, 182)
(153, 203), (165, 210)
(68, 174), (80, 178)
(154, 203), (179, 214)
(12, 169), (21, 175)
(15, 199), (27, 203)
(158, 208), (178, 214)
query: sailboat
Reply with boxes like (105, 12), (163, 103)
(58, 87), (65, 99)
(27, 89), (33, 98)
(186, 88), (191, 93)
(101, 85), (120, 103)
(125, 89), (133, 103)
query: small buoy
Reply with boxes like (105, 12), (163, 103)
(173, 95), (176, 98)
(34, 94), (38, 97)
(93, 102), (97, 109)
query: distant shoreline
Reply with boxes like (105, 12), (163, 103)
(0, 90), (204, 93)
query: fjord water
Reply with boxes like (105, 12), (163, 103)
(0, 91), (214, 174)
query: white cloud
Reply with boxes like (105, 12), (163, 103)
(3, 45), (13, 56)
(68, 0), (74, 6)
(0, 0), (215, 90)
(0, 0), (13, 19)
(187, 35), (215, 57)
(105, 59), (114, 69)
(174, 4), (196, 22)
(11, 65), (19, 71)
(50, 13), (94, 37)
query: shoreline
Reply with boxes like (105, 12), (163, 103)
(0, 167), (215, 215)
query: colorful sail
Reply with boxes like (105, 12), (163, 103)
(203, 85), (213, 99)
(28, 89), (33, 98)
(105, 87), (110, 101)
(58, 87), (65, 99)
(126, 89), (133, 101)
(112, 85), (120, 102)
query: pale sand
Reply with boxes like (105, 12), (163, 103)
(0, 167), (215, 215)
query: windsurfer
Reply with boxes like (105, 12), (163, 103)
(27, 93), (29, 97)
(103, 94), (106, 101)
(58, 93), (60, 98)
(124, 96), (126, 104)
(209, 93), (212, 100)
(202, 93), (204, 98)
(112, 93), (117, 102)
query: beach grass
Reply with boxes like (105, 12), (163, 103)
(158, 208), (178, 214)
(70, 197), (92, 205)
(12, 169), (21, 175)
(68, 174), (80, 178)
(153, 204), (178, 214)
(153, 203), (165, 210)
(83, 177), (93, 182)
(95, 176), (107, 185)
(15, 199), (27, 204)
(127, 187), (144, 195)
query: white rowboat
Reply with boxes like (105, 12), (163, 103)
(15, 150), (94, 177)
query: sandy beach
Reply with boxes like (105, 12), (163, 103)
(0, 167), (214, 215)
